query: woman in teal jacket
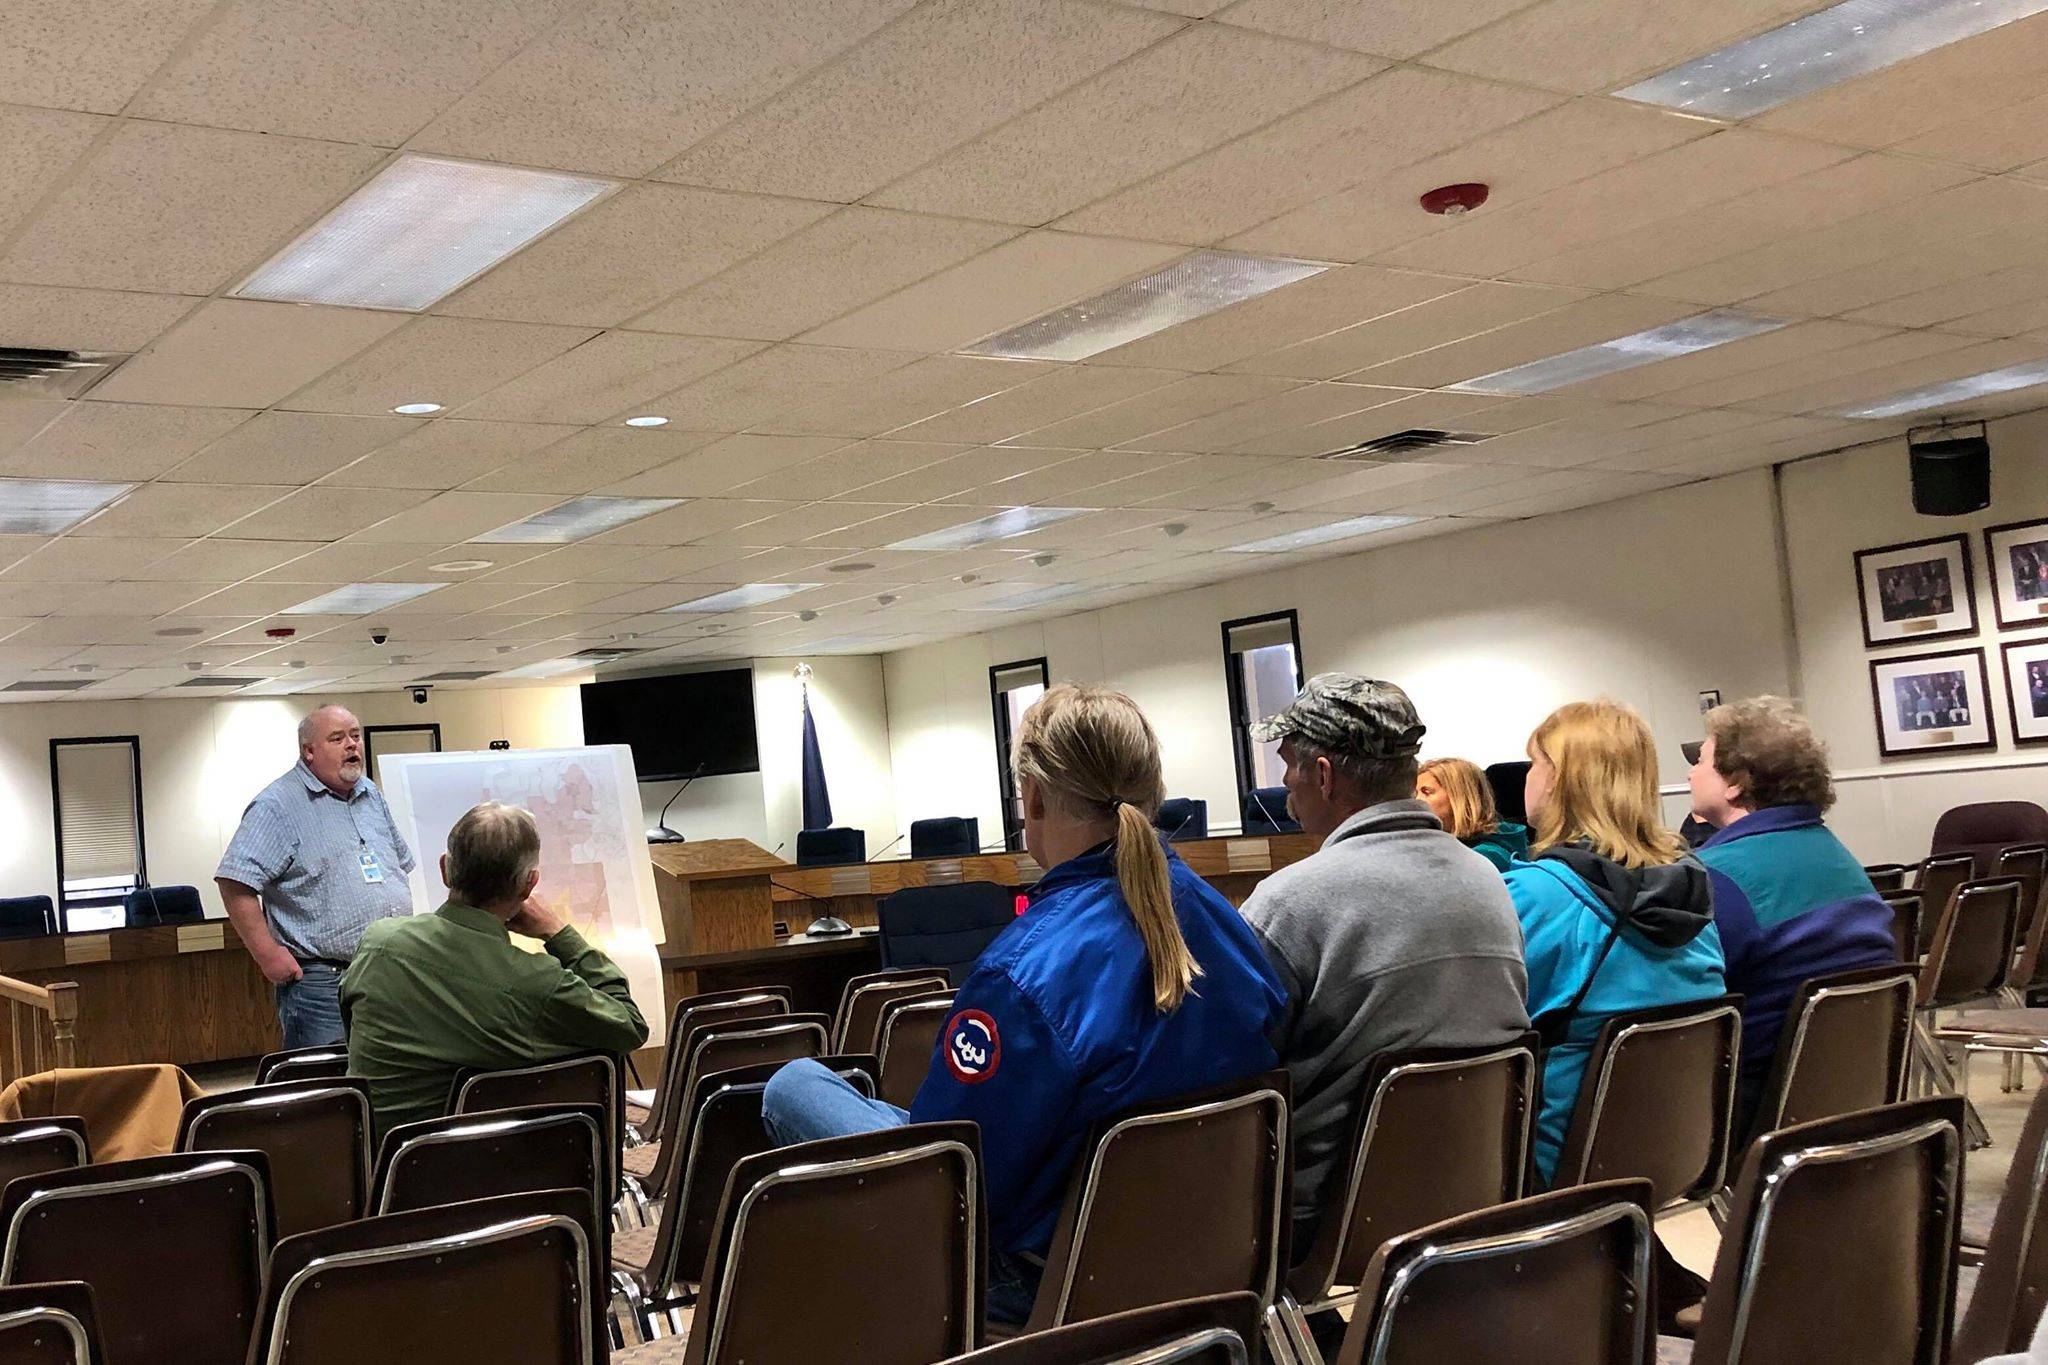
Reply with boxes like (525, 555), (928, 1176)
(1416, 757), (1529, 871)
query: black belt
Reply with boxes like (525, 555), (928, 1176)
(294, 957), (351, 971)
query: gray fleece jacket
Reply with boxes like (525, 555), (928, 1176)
(1240, 798), (1531, 1233)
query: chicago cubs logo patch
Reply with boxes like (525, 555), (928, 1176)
(944, 1008), (1002, 1084)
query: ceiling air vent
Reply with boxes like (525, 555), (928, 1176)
(570, 646), (646, 661)
(0, 347), (128, 400)
(178, 675), (264, 688)
(418, 669), (493, 681)
(1318, 430), (1493, 462)
(3, 679), (96, 693)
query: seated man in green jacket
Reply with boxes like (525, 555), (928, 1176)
(341, 800), (649, 1139)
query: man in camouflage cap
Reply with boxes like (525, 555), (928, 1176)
(1239, 673), (1528, 1353)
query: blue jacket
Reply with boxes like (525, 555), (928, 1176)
(908, 840), (1286, 1255)
(1697, 805), (1897, 1096)
(1505, 855), (1726, 1185)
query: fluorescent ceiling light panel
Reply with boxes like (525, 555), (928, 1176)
(1449, 311), (1789, 395)
(0, 479), (133, 534)
(1836, 357), (2048, 418)
(1224, 514), (1424, 554)
(495, 657), (591, 679)
(471, 496), (681, 544)
(280, 582), (445, 615)
(888, 506), (1088, 551)
(1616, 0), (2048, 119)
(234, 154), (617, 311)
(664, 582), (821, 613)
(962, 251), (1328, 362)
(963, 583), (1098, 611)
(242, 675), (342, 696)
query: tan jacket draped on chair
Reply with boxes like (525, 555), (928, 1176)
(0, 1065), (202, 1161)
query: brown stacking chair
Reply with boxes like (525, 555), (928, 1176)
(1953, 1083), (2048, 1359)
(0, 1151), (271, 1365)
(672, 1123), (981, 1365)
(1334, 1179), (1656, 1365)
(630, 989), (791, 1141)
(249, 1189), (597, 1365)
(255, 1045), (349, 1087)
(1914, 877), (2023, 1148)
(373, 1103), (605, 1223)
(1277, 1038), (1538, 1361)
(1863, 863), (1910, 894)
(0, 1282), (103, 1365)
(0, 1120), (87, 1192)
(1550, 997), (1742, 1213)
(938, 1293), (1262, 1363)
(176, 1079), (371, 1238)
(452, 1050), (623, 1213)
(1740, 966), (1915, 1151)
(834, 969), (950, 1053)
(876, 989), (955, 1107)
(610, 1054), (880, 1342)
(1912, 852), (1977, 957)
(1020, 1073), (1289, 1355)
(1683, 1098), (1962, 1365)
(1881, 890), (1923, 964)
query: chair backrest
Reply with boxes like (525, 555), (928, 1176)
(1918, 877), (2025, 1008)
(1485, 761), (1532, 826)
(1029, 1074), (1290, 1331)
(633, 1016), (831, 1197)
(1551, 996), (1741, 1210)
(1240, 787), (1299, 837)
(372, 1103), (604, 1229)
(177, 1079), (370, 1239)
(1998, 843), (2048, 987)
(451, 1050), (620, 1202)
(938, 1293), (1262, 1364)
(251, 1189), (596, 1365)
(1153, 798), (1209, 843)
(876, 990), (955, 1108)
(1880, 890), (1922, 963)
(1863, 863), (1909, 894)
(878, 882), (1017, 979)
(1930, 800), (2048, 877)
(1688, 1098), (1962, 1365)
(1745, 966), (1915, 1148)
(0, 1282), (103, 1365)
(834, 970), (949, 1054)
(796, 826), (867, 867)
(909, 816), (980, 859)
(684, 1123), (982, 1365)
(255, 1046), (349, 1087)
(1954, 1083), (2048, 1362)
(0, 1151), (272, 1365)
(1292, 1039), (1538, 1301)
(118, 885), (202, 929)
(0, 898), (54, 941)
(1336, 1179), (1656, 1365)
(644, 990), (793, 1144)
(0, 1118), (88, 1191)
(1912, 852), (1978, 955)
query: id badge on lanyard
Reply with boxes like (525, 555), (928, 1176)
(359, 848), (384, 884)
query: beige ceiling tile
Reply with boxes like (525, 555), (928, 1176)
(161, 411), (412, 485)
(1126, 458), (1352, 511)
(631, 208), (1019, 341)
(461, 426), (722, 495)
(255, 541), (442, 582)
(373, 543), (561, 578)
(1342, 293), (1698, 390)
(654, 0), (1179, 201)
(0, 402), (67, 460)
(1, 1), (219, 113)
(869, 26), (1382, 225)
(1263, 459), (1523, 514)
(723, 440), (972, 501)
(644, 344), (914, 431)
(409, 0), (918, 176)
(0, 105), (110, 240)
(459, 542), (660, 583)
(174, 581), (351, 619)
(480, 582), (619, 615)
(378, 579), (543, 616)
(70, 483), (292, 539)
(320, 420), (581, 490)
(814, 503), (1007, 549)
(281, 316), (597, 416)
(0, 122), (382, 294)
(1846, 260), (2048, 332)
(87, 300), (409, 408)
(1014, 373), (1299, 448)
(700, 501), (908, 548)
(1215, 0), (1535, 55)
(799, 231), (1187, 354)
(1741, 338), (2045, 417)
(343, 491), (564, 544)
(1059, 66), (1563, 247)
(1943, 293), (2048, 341)
(1427, 0), (1813, 92)
(1563, 320), (1896, 403)
(1742, 213), (2048, 322)
(1, 537), (190, 583)
(1226, 390), (1523, 458)
(852, 445), (1079, 503)
(758, 355), (1051, 438)
(131, 0), (567, 143)
(1894, 91), (2048, 172)
(6, 615), (159, 645)
(594, 433), (847, 499)
(889, 364), (1188, 444)
(454, 331), (764, 425)
(1113, 381), (1412, 453)
(221, 486), (436, 541)
(1224, 280), (1588, 380)
(951, 450), (1186, 506)
(0, 403), (251, 481)
(0, 286), (198, 354)
(125, 539), (320, 584)
(575, 498), (784, 548)
(59, 581), (227, 616)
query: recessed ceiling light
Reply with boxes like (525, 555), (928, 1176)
(154, 626), (204, 638)
(0, 478), (134, 534)
(623, 415), (669, 428)
(1224, 514), (1425, 554)
(876, 594), (899, 606)
(471, 495), (681, 544)
(797, 610), (820, 622)
(1836, 356), (2048, 419)
(1616, 0), (2048, 120)
(962, 251), (1328, 362)
(496, 658), (591, 680)
(964, 583), (1097, 611)
(391, 402), (443, 416)
(1160, 524), (1188, 538)
(827, 561), (875, 573)
(664, 582), (820, 613)
(428, 559), (494, 572)
(889, 506), (1088, 551)
(1447, 311), (1789, 395)
(958, 573), (980, 584)
(281, 583), (446, 615)
(72, 664), (95, 674)
(233, 153), (618, 311)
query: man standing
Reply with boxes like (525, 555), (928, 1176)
(215, 705), (417, 1049)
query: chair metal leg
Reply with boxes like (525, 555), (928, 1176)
(1261, 1304), (1301, 1365)
(610, 1271), (651, 1347)
(1917, 1021), (1992, 1148)
(1275, 1295), (1326, 1365)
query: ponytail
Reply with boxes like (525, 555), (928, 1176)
(1114, 800), (1200, 1012)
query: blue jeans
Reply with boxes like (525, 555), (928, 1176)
(275, 962), (346, 1049)
(763, 1058), (1041, 1324)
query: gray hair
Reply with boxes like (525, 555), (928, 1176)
(445, 802), (542, 908)
(1291, 739), (1419, 808)
(298, 705), (357, 749)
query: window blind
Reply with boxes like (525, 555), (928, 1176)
(56, 741), (140, 886)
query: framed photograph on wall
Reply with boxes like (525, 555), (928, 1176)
(2001, 639), (2048, 747)
(1854, 534), (1977, 647)
(1868, 648), (1997, 758)
(1985, 517), (2048, 631)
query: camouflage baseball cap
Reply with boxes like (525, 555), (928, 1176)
(1249, 673), (1426, 759)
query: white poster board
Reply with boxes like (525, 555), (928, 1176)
(379, 745), (666, 1046)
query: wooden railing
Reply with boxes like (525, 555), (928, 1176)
(0, 975), (79, 1084)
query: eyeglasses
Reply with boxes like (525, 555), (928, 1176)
(1680, 741), (1703, 767)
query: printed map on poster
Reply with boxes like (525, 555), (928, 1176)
(379, 745), (666, 1046)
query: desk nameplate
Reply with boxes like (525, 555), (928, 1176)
(1225, 839), (1275, 874)
(176, 922), (226, 953)
(63, 934), (112, 965)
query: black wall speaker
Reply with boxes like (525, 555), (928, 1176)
(1909, 424), (1990, 517)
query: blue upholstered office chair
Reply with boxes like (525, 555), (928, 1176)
(1154, 798), (1209, 842)
(1241, 786), (1300, 837)
(122, 884), (204, 928)
(796, 827), (866, 868)
(0, 896), (55, 940)
(877, 883), (1017, 981)
(909, 816), (980, 860)
(1485, 761), (1533, 827)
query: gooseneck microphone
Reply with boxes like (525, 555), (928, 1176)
(646, 763), (708, 844)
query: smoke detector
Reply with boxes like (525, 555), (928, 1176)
(1419, 183), (1489, 217)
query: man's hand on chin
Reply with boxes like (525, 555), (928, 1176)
(507, 894), (567, 941)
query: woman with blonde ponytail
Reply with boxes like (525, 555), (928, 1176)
(762, 683), (1285, 1324)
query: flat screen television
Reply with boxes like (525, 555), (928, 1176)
(580, 667), (759, 781)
